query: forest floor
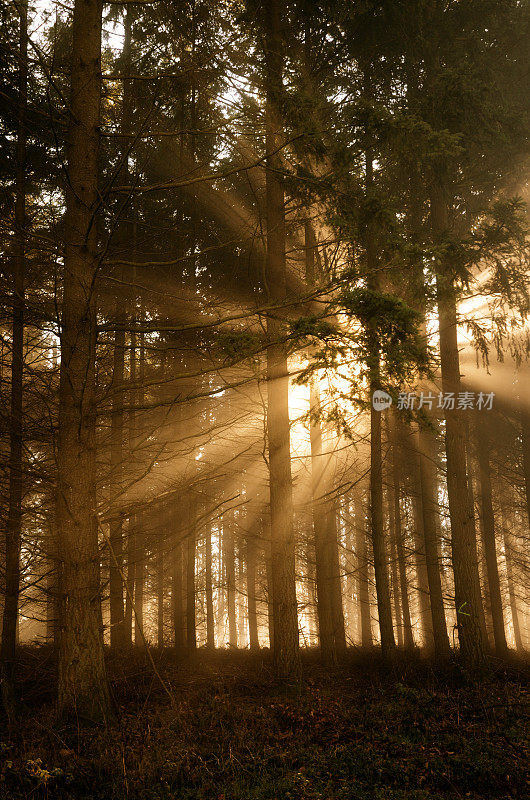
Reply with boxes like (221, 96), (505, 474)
(0, 648), (528, 799)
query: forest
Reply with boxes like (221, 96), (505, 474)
(0, 0), (529, 798)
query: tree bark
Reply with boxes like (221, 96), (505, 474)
(500, 505), (523, 652)
(310, 380), (337, 662)
(156, 522), (164, 648)
(172, 512), (185, 650)
(264, 520), (274, 651)
(109, 315), (126, 648)
(133, 516), (145, 645)
(353, 491), (372, 648)
(475, 414), (507, 657)
(405, 439), (434, 651)
(416, 425), (450, 657)
(326, 502), (346, 655)
(365, 145), (395, 660)
(1, 0), (27, 714)
(389, 422), (415, 650)
(247, 531), (259, 651)
(205, 522), (215, 648)
(431, 184), (487, 668)
(386, 482), (403, 648)
(263, 0), (300, 678)
(108, 2), (133, 652)
(520, 409), (530, 530)
(224, 517), (237, 648)
(186, 499), (197, 652)
(56, 0), (111, 721)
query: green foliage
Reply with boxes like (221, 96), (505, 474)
(339, 287), (429, 382)
(217, 331), (262, 364)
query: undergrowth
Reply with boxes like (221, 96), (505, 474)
(0, 648), (528, 799)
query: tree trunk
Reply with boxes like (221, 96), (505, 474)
(156, 523), (164, 648)
(343, 503), (357, 645)
(109, 315), (126, 648)
(123, 516), (134, 644)
(389, 423), (414, 650)
(520, 409), (530, 530)
(431, 184), (487, 668)
(500, 505), (523, 652)
(326, 502), (346, 655)
(264, 521), (274, 651)
(205, 522), (215, 648)
(186, 500), (196, 652)
(369, 400), (395, 659)
(123, 319), (137, 647)
(386, 483), (403, 647)
(310, 380), (337, 663)
(263, 0), (300, 678)
(224, 517), (237, 648)
(406, 442), (434, 651)
(475, 415), (507, 657)
(1, 0), (27, 715)
(365, 145), (395, 658)
(56, 0), (111, 721)
(353, 491), (372, 647)
(464, 442), (490, 647)
(133, 516), (144, 645)
(247, 532), (259, 651)
(416, 425), (450, 657)
(108, 4), (133, 652)
(404, 139), (447, 655)
(172, 514), (185, 650)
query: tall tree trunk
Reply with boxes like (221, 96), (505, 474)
(353, 491), (372, 647)
(46, 347), (63, 649)
(520, 409), (530, 530)
(124, 515), (135, 644)
(224, 517), (237, 648)
(133, 516), (144, 645)
(386, 484), (403, 647)
(390, 418), (415, 650)
(366, 145), (395, 659)
(46, 509), (61, 647)
(123, 318), (137, 646)
(431, 184), (487, 668)
(370, 392), (395, 658)
(56, 0), (111, 721)
(132, 322), (147, 645)
(475, 415), (507, 657)
(406, 442), (434, 650)
(464, 442), (490, 647)
(310, 379), (336, 663)
(305, 221), (345, 660)
(247, 531), (259, 651)
(404, 139), (448, 655)
(186, 500), (196, 652)
(109, 314), (126, 648)
(344, 503), (357, 645)
(263, 0), (300, 678)
(500, 505), (523, 652)
(108, 2), (133, 652)
(326, 502), (346, 655)
(172, 514), (185, 650)
(1, 0), (27, 713)
(156, 524), (164, 648)
(264, 521), (274, 651)
(205, 522), (215, 648)
(416, 426), (450, 656)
